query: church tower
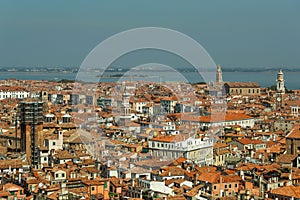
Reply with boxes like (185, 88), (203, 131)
(216, 65), (223, 83)
(276, 69), (285, 94)
(276, 69), (285, 109)
(118, 87), (131, 127)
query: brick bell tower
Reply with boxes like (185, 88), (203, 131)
(19, 101), (45, 167)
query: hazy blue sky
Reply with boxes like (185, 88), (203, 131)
(0, 0), (299, 69)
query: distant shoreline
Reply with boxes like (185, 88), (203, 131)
(0, 70), (299, 89)
(0, 67), (300, 73)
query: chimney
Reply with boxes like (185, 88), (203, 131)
(60, 182), (67, 197)
(194, 173), (199, 186)
(220, 175), (223, 197)
(240, 170), (245, 181)
(18, 173), (21, 184)
(289, 169), (292, 181)
(132, 178), (135, 187)
(58, 130), (63, 142)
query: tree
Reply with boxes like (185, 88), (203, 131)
(267, 85), (277, 91)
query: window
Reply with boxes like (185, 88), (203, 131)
(56, 174), (59, 178)
(62, 173), (65, 177)
(53, 141), (56, 146)
(225, 184), (227, 189)
(229, 184), (231, 188)
(214, 185), (216, 190)
(235, 184), (238, 188)
(44, 157), (47, 161)
(91, 186), (95, 191)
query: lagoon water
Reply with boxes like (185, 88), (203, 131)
(0, 71), (299, 90)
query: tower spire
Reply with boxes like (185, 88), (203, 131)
(216, 64), (223, 83)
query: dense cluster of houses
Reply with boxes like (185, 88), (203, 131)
(0, 68), (300, 199)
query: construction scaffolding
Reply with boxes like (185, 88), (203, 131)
(19, 101), (45, 167)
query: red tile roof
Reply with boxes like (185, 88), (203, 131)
(270, 185), (300, 198)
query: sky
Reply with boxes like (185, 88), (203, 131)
(0, 0), (299, 69)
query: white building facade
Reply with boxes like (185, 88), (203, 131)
(148, 134), (213, 165)
(0, 89), (30, 100)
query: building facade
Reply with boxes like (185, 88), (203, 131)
(148, 134), (213, 165)
(0, 86), (30, 100)
(224, 82), (260, 96)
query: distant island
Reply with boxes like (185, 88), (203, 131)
(0, 66), (299, 73)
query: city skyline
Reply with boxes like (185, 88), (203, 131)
(1, 2), (300, 199)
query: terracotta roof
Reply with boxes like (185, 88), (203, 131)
(171, 157), (187, 166)
(287, 125), (300, 139)
(222, 174), (242, 183)
(178, 112), (253, 123)
(0, 85), (28, 92)
(3, 183), (24, 190)
(0, 191), (11, 197)
(160, 166), (186, 177)
(270, 185), (300, 198)
(54, 150), (74, 159)
(82, 179), (106, 186)
(0, 159), (22, 169)
(277, 154), (297, 163)
(195, 166), (217, 173)
(214, 142), (229, 149)
(167, 195), (186, 200)
(225, 82), (260, 88)
(197, 172), (221, 183)
(161, 96), (178, 101)
(150, 135), (175, 143)
(235, 138), (264, 145)
(184, 184), (203, 197)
